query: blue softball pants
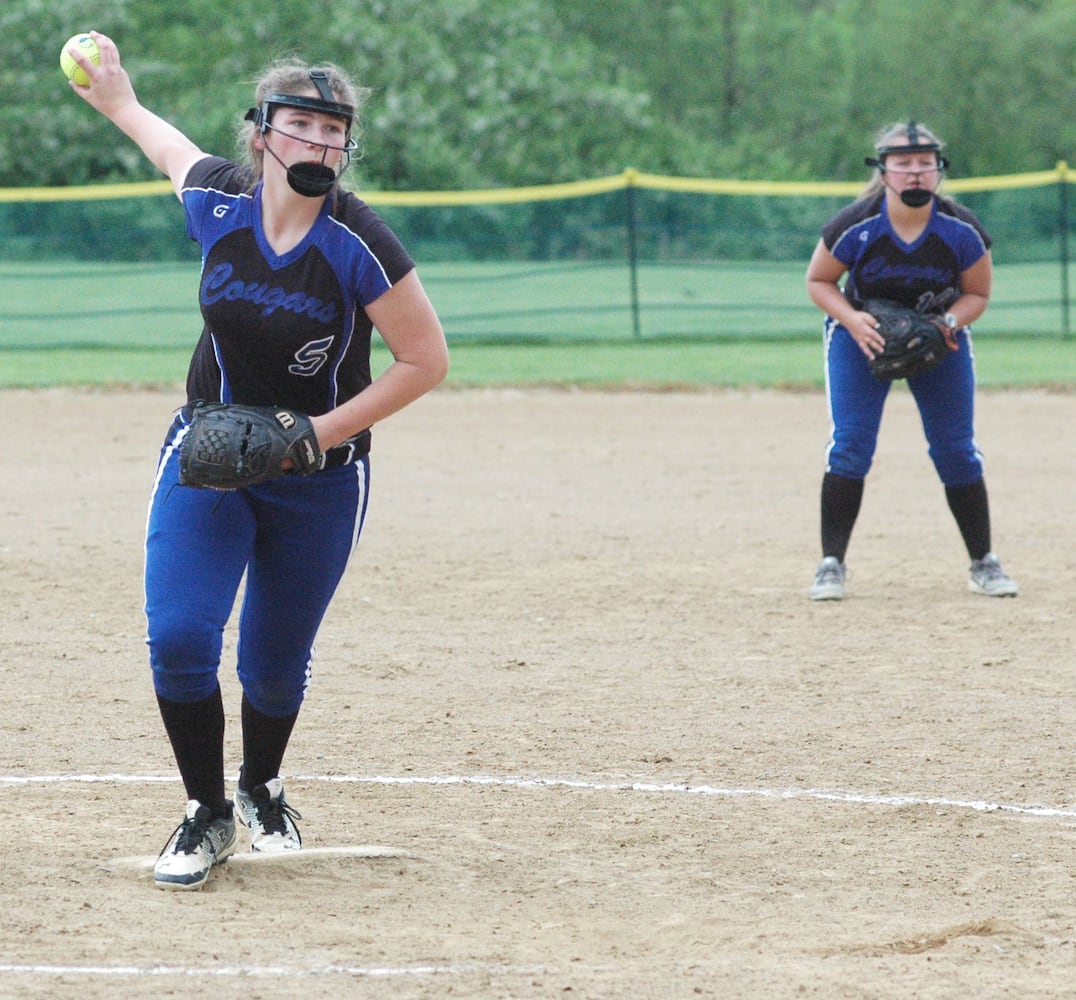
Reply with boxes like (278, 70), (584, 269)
(822, 320), (984, 487)
(144, 416), (370, 717)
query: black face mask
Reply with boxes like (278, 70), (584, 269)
(283, 160), (338, 198)
(261, 143), (339, 198)
(899, 188), (933, 208)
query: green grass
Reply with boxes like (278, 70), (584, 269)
(438, 337), (1076, 388)
(2, 337), (1073, 390)
(1, 259), (1073, 388)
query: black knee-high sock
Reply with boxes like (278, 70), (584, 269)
(156, 687), (228, 816)
(239, 693), (299, 792)
(945, 478), (991, 561)
(820, 472), (864, 563)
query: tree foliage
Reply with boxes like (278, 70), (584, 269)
(5, 0), (1074, 191)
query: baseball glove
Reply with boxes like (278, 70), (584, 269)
(864, 299), (958, 381)
(178, 402), (322, 490)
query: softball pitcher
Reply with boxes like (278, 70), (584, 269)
(67, 33), (449, 889)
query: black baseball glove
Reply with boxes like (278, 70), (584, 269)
(864, 299), (958, 381)
(178, 402), (323, 490)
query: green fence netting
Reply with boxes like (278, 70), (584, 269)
(1, 166), (1072, 347)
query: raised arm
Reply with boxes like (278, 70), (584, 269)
(65, 31), (207, 198)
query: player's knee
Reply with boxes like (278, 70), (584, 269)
(150, 665), (220, 703)
(929, 445), (982, 485)
(827, 430), (878, 480)
(149, 653), (219, 702)
(826, 446), (873, 480)
(147, 617), (223, 701)
(239, 670), (308, 718)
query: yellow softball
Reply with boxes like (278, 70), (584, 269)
(60, 33), (100, 88)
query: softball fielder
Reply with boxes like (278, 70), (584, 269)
(67, 33), (448, 888)
(805, 121), (1017, 601)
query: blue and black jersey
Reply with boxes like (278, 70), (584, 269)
(822, 191), (990, 315)
(181, 156), (414, 427)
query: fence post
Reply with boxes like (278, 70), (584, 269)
(1058, 161), (1071, 340)
(624, 168), (641, 339)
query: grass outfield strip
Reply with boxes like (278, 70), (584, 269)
(1, 338), (1073, 389)
(2, 258), (1073, 346)
(1, 258), (1073, 388)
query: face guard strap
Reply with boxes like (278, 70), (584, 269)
(245, 91), (355, 143)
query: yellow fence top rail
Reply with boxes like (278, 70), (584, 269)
(0, 163), (1070, 205)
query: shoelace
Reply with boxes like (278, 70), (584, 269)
(974, 559), (1005, 582)
(817, 564), (842, 584)
(161, 811), (215, 857)
(253, 794), (303, 836)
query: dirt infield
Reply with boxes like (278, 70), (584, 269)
(2, 384), (1074, 999)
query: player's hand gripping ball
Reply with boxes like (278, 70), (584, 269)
(60, 33), (100, 87)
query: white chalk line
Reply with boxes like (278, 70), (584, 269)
(0, 961), (551, 981)
(3, 771), (1075, 983)
(3, 770), (1076, 819)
